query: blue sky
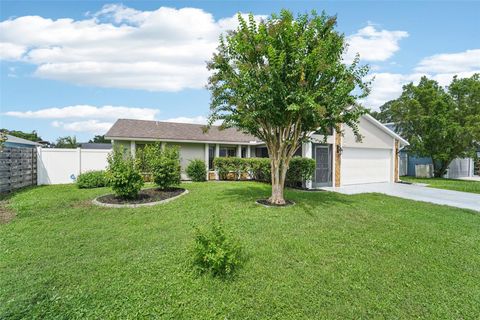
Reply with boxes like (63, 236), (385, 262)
(1, 0), (479, 142)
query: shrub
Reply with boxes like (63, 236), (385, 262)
(135, 143), (163, 175)
(76, 170), (107, 189)
(286, 157), (316, 188)
(186, 159), (207, 182)
(106, 147), (144, 199)
(213, 157), (244, 180)
(192, 216), (243, 277)
(151, 146), (181, 189)
(246, 158), (271, 182)
(213, 156), (314, 187)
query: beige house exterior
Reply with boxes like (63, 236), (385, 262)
(105, 114), (408, 188)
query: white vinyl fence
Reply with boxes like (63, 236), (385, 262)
(445, 158), (475, 179)
(37, 147), (111, 185)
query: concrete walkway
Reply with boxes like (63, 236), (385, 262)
(322, 183), (480, 212)
(459, 176), (480, 182)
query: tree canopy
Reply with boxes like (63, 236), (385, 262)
(207, 10), (370, 204)
(383, 74), (480, 177)
(55, 136), (78, 149)
(0, 129), (42, 142)
(89, 135), (110, 143)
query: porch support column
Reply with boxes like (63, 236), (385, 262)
(215, 144), (220, 180)
(130, 141), (136, 158)
(334, 125), (342, 187)
(303, 142), (313, 189)
(237, 145), (242, 158)
(160, 142), (166, 150)
(204, 143), (210, 180)
(246, 145), (251, 158)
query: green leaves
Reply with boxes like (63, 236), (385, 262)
(150, 146), (181, 190)
(385, 74), (480, 177)
(207, 9), (369, 202)
(106, 147), (144, 199)
(207, 9), (369, 137)
(192, 215), (243, 277)
(186, 159), (207, 182)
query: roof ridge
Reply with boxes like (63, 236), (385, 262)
(118, 118), (224, 129)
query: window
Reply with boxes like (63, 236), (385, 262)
(241, 147), (247, 158)
(255, 147), (269, 158)
(219, 147), (236, 157)
(208, 146), (215, 170)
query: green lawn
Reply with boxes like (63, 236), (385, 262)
(1, 182), (480, 319)
(401, 176), (480, 194)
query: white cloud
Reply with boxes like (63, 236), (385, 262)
(0, 5), (265, 91)
(362, 48), (480, 110)
(4, 105), (159, 120)
(344, 25), (408, 63)
(362, 72), (423, 108)
(162, 115), (209, 124)
(415, 49), (480, 73)
(0, 42), (25, 60)
(52, 120), (113, 134)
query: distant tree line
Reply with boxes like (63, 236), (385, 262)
(1, 130), (110, 149)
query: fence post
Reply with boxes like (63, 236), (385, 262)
(36, 146), (42, 185)
(77, 147), (82, 177)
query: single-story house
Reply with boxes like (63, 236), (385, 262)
(105, 114), (409, 188)
(3, 134), (42, 148)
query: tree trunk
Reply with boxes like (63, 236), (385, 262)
(269, 157), (284, 205)
(268, 155), (290, 205)
(432, 158), (451, 178)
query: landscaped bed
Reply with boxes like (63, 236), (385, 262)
(94, 187), (186, 207)
(401, 176), (480, 194)
(1, 182), (480, 318)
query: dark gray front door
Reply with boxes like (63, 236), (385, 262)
(313, 145), (332, 187)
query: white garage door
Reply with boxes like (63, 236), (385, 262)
(341, 148), (392, 185)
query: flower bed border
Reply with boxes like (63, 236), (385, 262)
(92, 188), (189, 208)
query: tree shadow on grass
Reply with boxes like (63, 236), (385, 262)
(212, 182), (354, 216)
(0, 185), (42, 201)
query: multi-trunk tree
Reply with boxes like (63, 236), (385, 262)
(207, 10), (369, 204)
(384, 74), (480, 177)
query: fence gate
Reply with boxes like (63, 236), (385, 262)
(0, 147), (37, 193)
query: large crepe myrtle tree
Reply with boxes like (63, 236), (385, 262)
(207, 10), (370, 205)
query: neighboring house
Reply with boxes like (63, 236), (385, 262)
(384, 123), (478, 179)
(79, 143), (112, 150)
(3, 134), (42, 148)
(105, 114), (408, 188)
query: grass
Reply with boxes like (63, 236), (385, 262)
(401, 176), (480, 194)
(1, 182), (480, 319)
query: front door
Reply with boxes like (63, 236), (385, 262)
(313, 145), (332, 188)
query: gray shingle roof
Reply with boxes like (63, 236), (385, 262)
(105, 119), (259, 144)
(5, 134), (42, 146)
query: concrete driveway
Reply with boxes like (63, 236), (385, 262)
(322, 183), (480, 212)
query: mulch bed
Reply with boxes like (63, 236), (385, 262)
(96, 188), (185, 205)
(256, 199), (295, 207)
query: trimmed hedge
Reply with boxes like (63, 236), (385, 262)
(213, 156), (315, 186)
(285, 157), (316, 188)
(76, 170), (107, 189)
